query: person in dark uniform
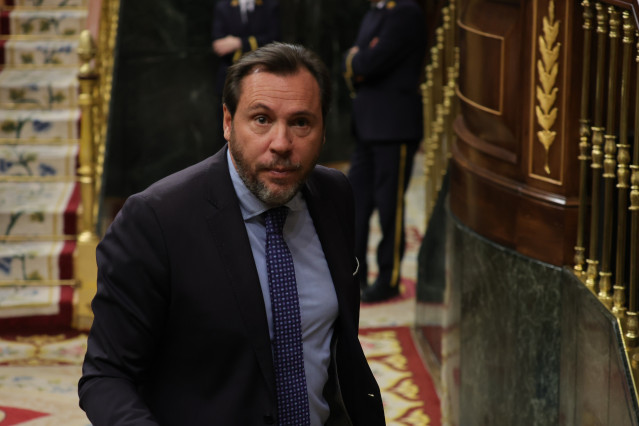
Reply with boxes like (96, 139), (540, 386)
(343, 0), (425, 303)
(212, 0), (281, 131)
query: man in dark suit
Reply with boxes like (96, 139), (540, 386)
(79, 43), (385, 425)
(212, 0), (280, 98)
(343, 0), (425, 303)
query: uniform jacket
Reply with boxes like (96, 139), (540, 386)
(344, 0), (426, 143)
(78, 147), (385, 425)
(212, 0), (280, 94)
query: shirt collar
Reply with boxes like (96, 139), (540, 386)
(226, 148), (305, 221)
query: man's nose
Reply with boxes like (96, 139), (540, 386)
(269, 123), (292, 153)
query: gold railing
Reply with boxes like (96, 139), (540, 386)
(73, 0), (120, 329)
(573, 0), (639, 380)
(421, 0), (458, 224)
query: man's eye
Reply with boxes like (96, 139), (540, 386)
(294, 118), (309, 127)
(255, 116), (268, 124)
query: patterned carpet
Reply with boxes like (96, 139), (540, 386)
(0, 152), (439, 425)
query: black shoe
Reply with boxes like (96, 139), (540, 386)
(360, 282), (400, 303)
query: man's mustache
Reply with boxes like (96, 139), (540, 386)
(257, 158), (302, 172)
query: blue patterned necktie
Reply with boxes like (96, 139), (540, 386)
(264, 206), (311, 426)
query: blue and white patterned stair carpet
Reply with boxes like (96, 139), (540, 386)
(0, 0), (87, 330)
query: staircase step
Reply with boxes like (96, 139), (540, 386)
(0, 108), (79, 139)
(1, 39), (80, 67)
(0, 285), (74, 330)
(0, 68), (78, 108)
(5, 0), (88, 8)
(0, 143), (78, 176)
(0, 239), (74, 281)
(0, 239), (74, 329)
(3, 9), (87, 37)
(0, 181), (78, 236)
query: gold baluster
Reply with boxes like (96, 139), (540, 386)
(423, 65), (434, 222)
(585, 3), (608, 292)
(575, 0), (594, 277)
(598, 6), (621, 308)
(612, 12), (634, 318)
(444, 66), (456, 168)
(442, 7), (451, 77)
(626, 30), (639, 347)
(429, 105), (444, 218)
(74, 30), (99, 330)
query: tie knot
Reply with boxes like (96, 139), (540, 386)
(264, 206), (289, 235)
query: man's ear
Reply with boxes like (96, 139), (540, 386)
(223, 104), (232, 141)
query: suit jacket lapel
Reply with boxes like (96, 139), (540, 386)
(303, 175), (353, 322)
(203, 148), (276, 398)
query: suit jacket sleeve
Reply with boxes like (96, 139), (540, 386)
(212, 1), (230, 41)
(78, 194), (170, 426)
(351, 2), (424, 82)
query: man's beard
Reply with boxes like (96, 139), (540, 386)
(229, 130), (317, 206)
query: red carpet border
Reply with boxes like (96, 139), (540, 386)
(359, 326), (441, 426)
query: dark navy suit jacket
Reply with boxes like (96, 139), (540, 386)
(345, 0), (426, 143)
(212, 0), (280, 94)
(78, 147), (385, 425)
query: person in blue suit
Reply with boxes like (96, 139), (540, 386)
(343, 0), (426, 303)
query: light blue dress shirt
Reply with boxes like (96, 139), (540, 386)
(227, 150), (339, 425)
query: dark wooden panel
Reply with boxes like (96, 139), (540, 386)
(457, 0), (524, 159)
(452, 0), (583, 266)
(450, 149), (579, 266)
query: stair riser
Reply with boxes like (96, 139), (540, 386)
(11, 0), (88, 7)
(0, 181), (78, 236)
(2, 40), (80, 67)
(0, 240), (74, 281)
(9, 10), (87, 37)
(0, 144), (78, 177)
(0, 84), (77, 109)
(0, 109), (79, 139)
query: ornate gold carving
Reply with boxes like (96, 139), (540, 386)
(603, 135), (617, 178)
(631, 165), (639, 212)
(586, 258), (599, 292)
(578, 119), (591, 161)
(613, 285), (627, 318)
(535, 0), (561, 175)
(591, 126), (605, 169)
(582, 0), (593, 31)
(574, 245), (585, 277)
(627, 311), (639, 347)
(618, 145), (631, 188)
(598, 271), (613, 308)
(596, 2), (608, 35)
